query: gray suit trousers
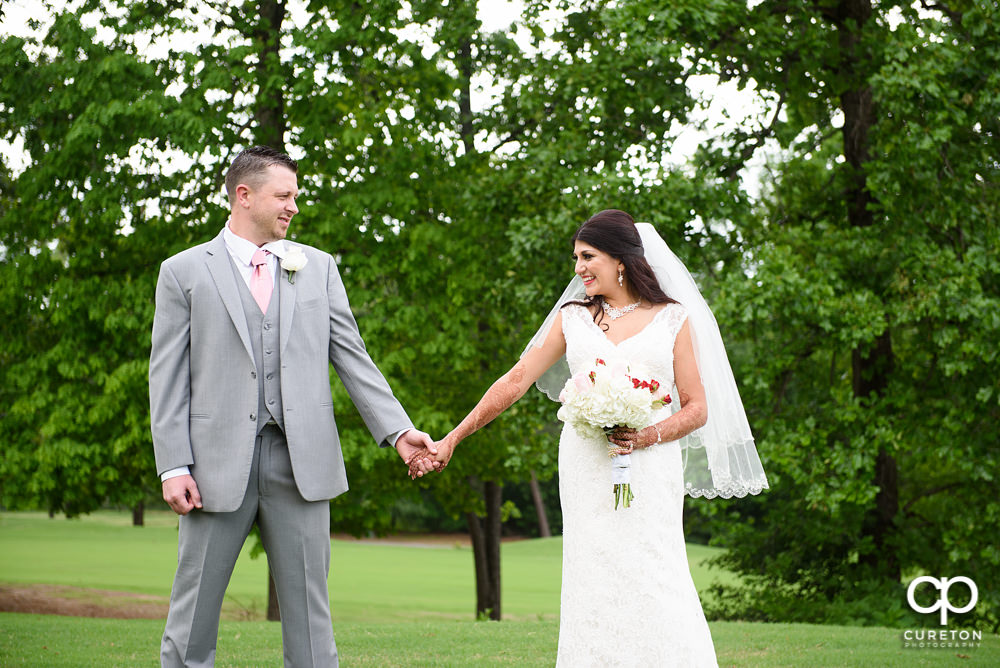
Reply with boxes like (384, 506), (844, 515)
(161, 425), (338, 667)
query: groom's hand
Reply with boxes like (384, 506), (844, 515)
(395, 429), (440, 478)
(162, 474), (203, 515)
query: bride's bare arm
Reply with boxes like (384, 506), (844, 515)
(419, 312), (568, 471)
(608, 320), (707, 452)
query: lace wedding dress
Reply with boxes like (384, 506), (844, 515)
(556, 303), (718, 667)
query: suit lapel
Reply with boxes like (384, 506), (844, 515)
(278, 250), (297, 355)
(205, 232), (255, 361)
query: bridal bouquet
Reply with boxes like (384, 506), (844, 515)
(556, 358), (671, 509)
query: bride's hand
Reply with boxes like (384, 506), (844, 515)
(607, 426), (657, 454)
(406, 450), (440, 479)
(433, 435), (457, 470)
(406, 436), (457, 477)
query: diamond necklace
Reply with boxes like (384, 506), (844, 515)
(602, 299), (641, 320)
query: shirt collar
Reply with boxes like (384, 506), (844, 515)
(224, 221), (288, 265)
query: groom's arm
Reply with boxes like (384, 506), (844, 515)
(150, 260), (205, 513)
(149, 261), (196, 475)
(322, 253), (416, 447)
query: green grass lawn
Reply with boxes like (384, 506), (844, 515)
(0, 511), (729, 622)
(3, 614), (996, 667)
(1, 511), (998, 666)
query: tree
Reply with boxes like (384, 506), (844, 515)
(0, 0), (296, 612)
(0, 5), (198, 519)
(279, 0), (561, 619)
(667, 0), (1000, 628)
(0, 0), (742, 621)
(8, 0), (995, 630)
(311, 0), (734, 618)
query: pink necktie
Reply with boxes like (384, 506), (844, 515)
(250, 249), (272, 312)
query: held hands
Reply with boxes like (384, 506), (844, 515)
(406, 434), (458, 478)
(606, 425), (659, 455)
(395, 429), (442, 478)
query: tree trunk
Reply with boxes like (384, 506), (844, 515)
(252, 0), (288, 149)
(466, 478), (503, 620)
(529, 470), (551, 538)
(838, 1), (876, 230)
(132, 501), (144, 527)
(836, 0), (899, 582)
(267, 562), (281, 621)
(483, 480), (502, 620)
(456, 34), (475, 156)
(250, 0), (288, 622)
(854, 333), (899, 579)
(466, 509), (489, 615)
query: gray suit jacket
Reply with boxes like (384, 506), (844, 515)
(149, 230), (413, 512)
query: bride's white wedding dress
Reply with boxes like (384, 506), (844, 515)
(556, 303), (718, 667)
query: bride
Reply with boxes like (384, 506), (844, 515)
(412, 209), (768, 666)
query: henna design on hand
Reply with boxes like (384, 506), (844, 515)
(648, 391), (707, 445)
(406, 451), (437, 478)
(454, 363), (527, 439)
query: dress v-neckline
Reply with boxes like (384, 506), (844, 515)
(585, 304), (672, 347)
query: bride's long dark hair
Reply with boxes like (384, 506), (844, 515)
(564, 209), (676, 329)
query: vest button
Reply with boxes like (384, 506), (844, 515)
(250, 371), (257, 379)
(250, 413), (256, 421)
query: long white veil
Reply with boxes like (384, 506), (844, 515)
(521, 222), (768, 499)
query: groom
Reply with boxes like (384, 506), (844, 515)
(149, 146), (438, 667)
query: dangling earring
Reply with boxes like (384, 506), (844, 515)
(618, 268), (624, 287)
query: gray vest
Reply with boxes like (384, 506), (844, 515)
(230, 258), (284, 434)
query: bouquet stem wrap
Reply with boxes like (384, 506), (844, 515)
(610, 452), (634, 509)
(557, 357), (668, 511)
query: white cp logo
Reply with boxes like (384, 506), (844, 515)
(906, 576), (978, 625)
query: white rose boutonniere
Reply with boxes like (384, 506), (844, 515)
(280, 247), (308, 284)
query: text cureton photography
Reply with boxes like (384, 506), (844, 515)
(902, 628), (983, 649)
(902, 576), (983, 650)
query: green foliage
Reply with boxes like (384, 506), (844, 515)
(686, 0), (1000, 630)
(3, 0), (998, 632)
(0, 8), (191, 515)
(0, 0), (721, 528)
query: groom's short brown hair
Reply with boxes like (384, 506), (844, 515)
(225, 146), (298, 203)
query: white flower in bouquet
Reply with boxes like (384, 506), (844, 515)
(557, 357), (671, 509)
